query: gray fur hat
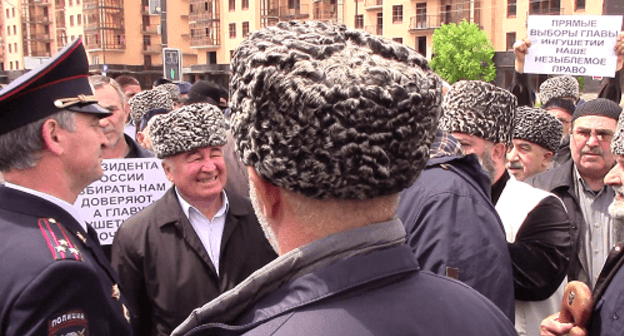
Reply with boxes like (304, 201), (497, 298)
(156, 83), (182, 103)
(513, 106), (562, 153)
(230, 21), (442, 200)
(439, 80), (517, 147)
(539, 75), (580, 106)
(129, 89), (175, 126)
(150, 103), (227, 159)
(612, 109), (624, 155)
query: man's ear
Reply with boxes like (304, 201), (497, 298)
(542, 151), (555, 167)
(248, 167), (282, 221)
(162, 159), (175, 183)
(41, 118), (64, 156)
(492, 143), (508, 162)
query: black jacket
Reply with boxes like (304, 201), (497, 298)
(0, 185), (134, 336)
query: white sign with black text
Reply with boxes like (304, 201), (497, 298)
(525, 15), (622, 77)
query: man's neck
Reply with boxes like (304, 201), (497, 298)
(580, 173), (605, 192)
(4, 167), (78, 204)
(102, 136), (130, 159)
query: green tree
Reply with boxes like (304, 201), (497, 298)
(430, 20), (496, 84)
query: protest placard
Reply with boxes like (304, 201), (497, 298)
(74, 158), (172, 245)
(525, 15), (622, 77)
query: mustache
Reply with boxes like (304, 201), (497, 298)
(613, 185), (624, 196)
(581, 146), (605, 157)
(507, 161), (523, 170)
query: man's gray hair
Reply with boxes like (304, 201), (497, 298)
(89, 75), (126, 106)
(0, 110), (76, 172)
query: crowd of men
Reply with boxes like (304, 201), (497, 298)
(0, 20), (624, 336)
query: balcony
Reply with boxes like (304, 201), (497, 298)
(190, 11), (220, 22)
(31, 15), (52, 24)
(33, 0), (51, 7)
(365, 25), (382, 35)
(141, 24), (159, 34)
(364, 0), (382, 10)
(409, 15), (442, 31)
(279, 4), (309, 20)
(142, 44), (162, 54)
(190, 35), (219, 48)
(33, 33), (53, 41)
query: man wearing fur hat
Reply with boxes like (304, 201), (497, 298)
(110, 103), (276, 336)
(171, 21), (517, 336)
(529, 99), (623, 290)
(506, 106), (563, 181)
(540, 104), (624, 336)
(440, 79), (571, 336)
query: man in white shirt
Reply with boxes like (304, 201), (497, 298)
(110, 103), (276, 336)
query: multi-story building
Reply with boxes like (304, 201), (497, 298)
(0, 0), (622, 91)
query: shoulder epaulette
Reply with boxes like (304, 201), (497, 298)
(37, 218), (83, 262)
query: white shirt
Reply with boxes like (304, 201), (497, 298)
(4, 182), (88, 232)
(175, 188), (229, 276)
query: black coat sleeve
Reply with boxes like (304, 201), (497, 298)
(598, 68), (622, 104)
(509, 196), (572, 301)
(508, 71), (535, 107)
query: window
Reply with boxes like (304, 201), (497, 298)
(506, 32), (516, 51)
(392, 5), (403, 23)
(70, 15), (75, 26)
(76, 0), (80, 4)
(355, 14), (363, 29)
(242, 0), (249, 10)
(507, 0), (516, 17)
(77, 14), (82, 25)
(9, 62), (13, 70)
(229, 23), (236, 38)
(575, 0), (585, 11)
(5, 9), (9, 19)
(529, 0), (561, 15)
(230, 50), (234, 59)
(11, 7), (14, 17)
(92, 54), (99, 65)
(229, 0), (235, 11)
(71, 35), (75, 40)
(13, 25), (16, 35)
(393, 37), (403, 44)
(242, 21), (249, 36)
(6, 26), (9, 36)
(68, 0), (72, 5)
(8, 44), (12, 53)
(13, 42), (17, 52)
(416, 3), (426, 28)
(15, 61), (18, 69)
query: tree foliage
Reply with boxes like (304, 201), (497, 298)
(430, 20), (496, 84)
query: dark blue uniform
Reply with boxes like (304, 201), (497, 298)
(0, 185), (134, 336)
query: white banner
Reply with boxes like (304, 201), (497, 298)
(525, 15), (623, 78)
(74, 158), (172, 245)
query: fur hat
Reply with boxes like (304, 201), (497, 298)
(439, 80), (517, 147)
(129, 89), (174, 126)
(612, 108), (624, 156)
(539, 76), (580, 106)
(156, 83), (182, 103)
(513, 106), (562, 153)
(572, 98), (622, 123)
(150, 103), (227, 159)
(230, 21), (442, 200)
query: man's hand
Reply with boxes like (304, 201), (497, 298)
(514, 38), (532, 73)
(540, 312), (588, 336)
(615, 32), (623, 71)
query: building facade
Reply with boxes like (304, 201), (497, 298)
(0, 0), (621, 90)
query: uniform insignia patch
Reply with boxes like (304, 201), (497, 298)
(122, 304), (131, 324)
(47, 310), (88, 336)
(112, 284), (121, 301)
(37, 218), (83, 262)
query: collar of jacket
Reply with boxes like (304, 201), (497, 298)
(171, 219), (408, 336)
(531, 158), (577, 198)
(156, 186), (252, 228)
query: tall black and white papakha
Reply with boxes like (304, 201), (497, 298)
(172, 21), (517, 336)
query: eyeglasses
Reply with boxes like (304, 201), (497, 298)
(573, 128), (614, 143)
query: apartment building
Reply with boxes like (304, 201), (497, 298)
(0, 0), (621, 90)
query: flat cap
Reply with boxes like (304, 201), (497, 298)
(439, 80), (517, 147)
(230, 21), (442, 200)
(150, 103), (227, 159)
(0, 38), (109, 135)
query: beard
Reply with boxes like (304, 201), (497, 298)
(477, 149), (498, 183)
(249, 179), (280, 254)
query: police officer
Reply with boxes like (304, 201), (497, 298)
(0, 39), (134, 336)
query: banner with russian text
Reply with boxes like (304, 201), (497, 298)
(525, 15), (622, 77)
(74, 158), (172, 245)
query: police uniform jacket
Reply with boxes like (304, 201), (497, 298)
(590, 242), (624, 335)
(0, 185), (134, 336)
(110, 186), (277, 336)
